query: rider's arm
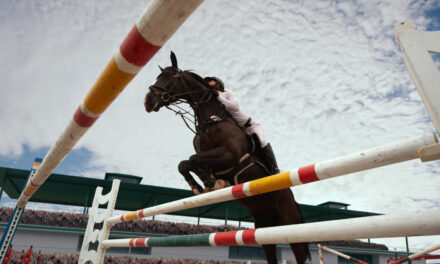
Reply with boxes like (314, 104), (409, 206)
(218, 89), (239, 112)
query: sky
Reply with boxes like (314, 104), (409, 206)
(1, 0), (440, 254)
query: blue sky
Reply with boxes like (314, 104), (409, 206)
(1, 0), (440, 252)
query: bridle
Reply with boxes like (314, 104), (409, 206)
(148, 68), (214, 107)
(148, 68), (224, 134)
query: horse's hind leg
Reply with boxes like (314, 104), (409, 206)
(277, 189), (310, 264)
(261, 244), (278, 264)
(178, 160), (203, 194)
(289, 243), (307, 264)
(254, 216), (279, 264)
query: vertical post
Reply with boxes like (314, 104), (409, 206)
(405, 237), (412, 264)
(83, 189), (91, 215)
(78, 180), (120, 264)
(317, 243), (324, 264)
(224, 205), (229, 226)
(152, 199), (157, 220)
(0, 173), (6, 205)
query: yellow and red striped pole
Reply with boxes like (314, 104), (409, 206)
(17, 0), (203, 207)
(108, 133), (438, 225)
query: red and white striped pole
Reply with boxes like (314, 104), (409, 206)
(17, 0), (203, 207)
(390, 243), (440, 264)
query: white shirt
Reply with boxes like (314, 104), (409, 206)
(217, 89), (251, 127)
(217, 89), (267, 147)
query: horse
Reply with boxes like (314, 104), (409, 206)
(144, 52), (310, 264)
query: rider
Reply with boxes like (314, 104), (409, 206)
(204, 76), (280, 174)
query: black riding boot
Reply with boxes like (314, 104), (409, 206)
(261, 143), (280, 174)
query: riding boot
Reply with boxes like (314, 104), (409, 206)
(261, 143), (280, 174)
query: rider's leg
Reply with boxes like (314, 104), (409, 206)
(261, 143), (280, 174)
(248, 123), (279, 174)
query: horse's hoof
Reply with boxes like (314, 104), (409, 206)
(192, 188), (201, 195)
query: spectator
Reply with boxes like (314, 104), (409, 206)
(4, 244), (12, 264)
(20, 250), (25, 264)
(23, 245), (32, 264)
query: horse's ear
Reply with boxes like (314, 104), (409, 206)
(158, 65), (164, 72)
(170, 51), (178, 69)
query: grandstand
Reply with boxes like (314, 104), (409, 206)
(0, 166), (426, 263)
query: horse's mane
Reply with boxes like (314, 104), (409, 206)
(183, 70), (211, 90)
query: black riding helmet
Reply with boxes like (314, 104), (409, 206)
(204, 76), (225, 92)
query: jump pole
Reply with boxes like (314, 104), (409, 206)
(319, 245), (368, 264)
(101, 210), (440, 248)
(16, 0), (203, 208)
(107, 133), (439, 226)
(394, 20), (440, 136)
(390, 243), (440, 264)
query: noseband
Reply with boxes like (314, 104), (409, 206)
(148, 69), (180, 104)
(148, 69), (215, 107)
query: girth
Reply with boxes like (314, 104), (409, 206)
(214, 153), (269, 185)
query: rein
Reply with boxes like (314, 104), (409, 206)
(149, 69), (226, 134)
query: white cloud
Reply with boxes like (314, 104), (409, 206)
(1, 0), (439, 251)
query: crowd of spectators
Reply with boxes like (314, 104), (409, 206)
(5, 250), (258, 264)
(0, 207), (241, 236)
(319, 240), (388, 250)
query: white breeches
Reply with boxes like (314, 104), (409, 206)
(246, 123), (268, 148)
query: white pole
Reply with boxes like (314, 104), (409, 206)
(394, 20), (440, 135)
(108, 133), (438, 225)
(101, 210), (440, 248)
(254, 210), (440, 245)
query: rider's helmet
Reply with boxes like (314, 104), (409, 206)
(204, 76), (225, 92)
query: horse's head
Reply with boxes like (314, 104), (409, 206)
(144, 52), (212, 113)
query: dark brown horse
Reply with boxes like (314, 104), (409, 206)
(144, 52), (310, 264)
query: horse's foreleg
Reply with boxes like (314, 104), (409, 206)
(189, 147), (236, 191)
(189, 147), (236, 170)
(193, 165), (216, 189)
(178, 160), (203, 195)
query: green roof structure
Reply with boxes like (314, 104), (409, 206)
(0, 166), (379, 223)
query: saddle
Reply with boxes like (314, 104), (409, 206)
(213, 132), (271, 185)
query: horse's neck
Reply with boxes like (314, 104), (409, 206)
(193, 99), (224, 123)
